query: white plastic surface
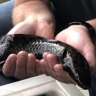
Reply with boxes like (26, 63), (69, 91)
(0, 75), (89, 96)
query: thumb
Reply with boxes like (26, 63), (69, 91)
(8, 21), (36, 35)
(8, 20), (55, 39)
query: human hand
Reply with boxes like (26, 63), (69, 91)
(2, 9), (55, 79)
(40, 24), (96, 84)
(55, 25), (96, 69)
(41, 52), (74, 83)
(2, 51), (36, 79)
(2, 0), (56, 79)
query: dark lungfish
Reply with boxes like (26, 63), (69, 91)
(0, 34), (90, 89)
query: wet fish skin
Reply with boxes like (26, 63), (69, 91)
(0, 34), (91, 89)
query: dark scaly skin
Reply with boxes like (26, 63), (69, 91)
(0, 34), (90, 89)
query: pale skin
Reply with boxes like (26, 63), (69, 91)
(2, 0), (96, 83)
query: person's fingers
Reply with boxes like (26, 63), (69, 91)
(2, 54), (17, 77)
(44, 52), (60, 70)
(46, 53), (60, 67)
(54, 64), (74, 83)
(43, 52), (74, 83)
(35, 59), (44, 75)
(43, 52), (53, 75)
(14, 51), (28, 79)
(43, 52), (60, 77)
(43, 52), (59, 62)
(47, 53), (60, 76)
(54, 63), (63, 73)
(26, 53), (36, 77)
(43, 52), (49, 61)
(39, 59), (49, 75)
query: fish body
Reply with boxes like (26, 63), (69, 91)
(0, 34), (90, 89)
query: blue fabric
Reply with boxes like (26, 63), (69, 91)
(0, 0), (17, 85)
(0, 0), (14, 35)
(0, 72), (18, 86)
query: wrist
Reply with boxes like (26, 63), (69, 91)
(13, 0), (53, 25)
